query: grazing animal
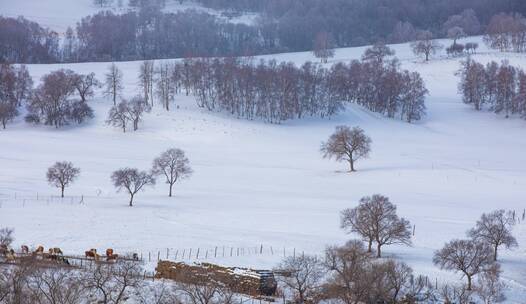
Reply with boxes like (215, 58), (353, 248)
(107, 254), (119, 262)
(132, 253), (139, 261)
(5, 249), (16, 262)
(49, 248), (63, 255)
(106, 249), (114, 257)
(85, 249), (100, 261)
(21, 245), (29, 254)
(34, 246), (45, 254)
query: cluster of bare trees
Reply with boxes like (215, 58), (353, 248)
(276, 243), (434, 304)
(458, 58), (526, 118)
(340, 194), (412, 258)
(173, 45), (427, 123)
(25, 69), (98, 128)
(44, 148), (191, 205)
(111, 148), (192, 206)
(106, 96), (151, 132)
(432, 209), (516, 302)
(484, 13), (526, 52)
(0, 64), (32, 129)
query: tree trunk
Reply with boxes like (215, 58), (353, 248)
(61, 186), (65, 198)
(466, 274), (472, 290)
(169, 183), (173, 197)
(367, 239), (373, 253)
(129, 194), (134, 207)
(494, 245), (498, 261)
(376, 243), (382, 258)
(349, 159), (355, 172)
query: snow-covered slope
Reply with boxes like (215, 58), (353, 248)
(1, 38), (526, 301)
(0, 0), (256, 35)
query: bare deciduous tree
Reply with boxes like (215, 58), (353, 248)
(105, 63), (124, 105)
(341, 194), (411, 257)
(83, 260), (143, 304)
(155, 62), (176, 111)
(72, 72), (100, 103)
(111, 168), (155, 206)
(139, 61), (155, 107)
(152, 148), (193, 197)
(474, 263), (506, 304)
(468, 209), (517, 261)
(321, 126), (371, 172)
(439, 284), (473, 304)
(26, 267), (86, 304)
(276, 255), (323, 304)
(127, 96), (151, 131)
(0, 227), (14, 247)
(313, 31), (335, 64)
(46, 161), (80, 198)
(106, 101), (130, 133)
(433, 239), (494, 290)
(410, 31), (442, 62)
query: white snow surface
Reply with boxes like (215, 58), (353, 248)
(0, 37), (526, 301)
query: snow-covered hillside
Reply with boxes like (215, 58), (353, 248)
(0, 0), (257, 35)
(1, 37), (526, 301)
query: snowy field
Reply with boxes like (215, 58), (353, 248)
(0, 35), (526, 300)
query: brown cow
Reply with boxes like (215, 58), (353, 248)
(85, 249), (100, 261)
(106, 248), (113, 257)
(21, 245), (29, 254)
(49, 248), (63, 255)
(5, 249), (15, 262)
(34, 246), (44, 254)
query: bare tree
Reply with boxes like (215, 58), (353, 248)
(433, 239), (494, 290)
(105, 63), (124, 105)
(111, 168), (155, 206)
(468, 210), (517, 261)
(46, 161), (80, 198)
(362, 43), (395, 63)
(138, 61), (155, 106)
(474, 263), (506, 304)
(72, 72), (100, 103)
(439, 284), (473, 304)
(313, 31), (335, 64)
(0, 227), (14, 248)
(126, 96), (151, 131)
(275, 255), (324, 304)
(136, 282), (178, 304)
(410, 31), (442, 62)
(342, 194), (411, 258)
(155, 62), (176, 111)
(321, 126), (371, 172)
(106, 101), (130, 133)
(152, 148), (193, 197)
(323, 240), (372, 304)
(83, 260), (143, 304)
(447, 26), (467, 45)
(26, 267), (86, 304)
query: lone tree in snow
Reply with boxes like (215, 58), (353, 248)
(468, 210), (517, 261)
(433, 239), (494, 290)
(104, 63), (123, 105)
(111, 168), (155, 206)
(106, 100), (130, 132)
(152, 148), (193, 197)
(341, 194), (412, 257)
(275, 255), (324, 304)
(127, 96), (151, 131)
(410, 30), (443, 62)
(321, 126), (371, 172)
(313, 31), (335, 63)
(46, 162), (80, 197)
(72, 72), (100, 103)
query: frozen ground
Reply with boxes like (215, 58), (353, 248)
(0, 37), (525, 301)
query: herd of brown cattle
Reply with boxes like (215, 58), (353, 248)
(1, 244), (128, 264)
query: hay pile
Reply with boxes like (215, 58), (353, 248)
(156, 261), (276, 296)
